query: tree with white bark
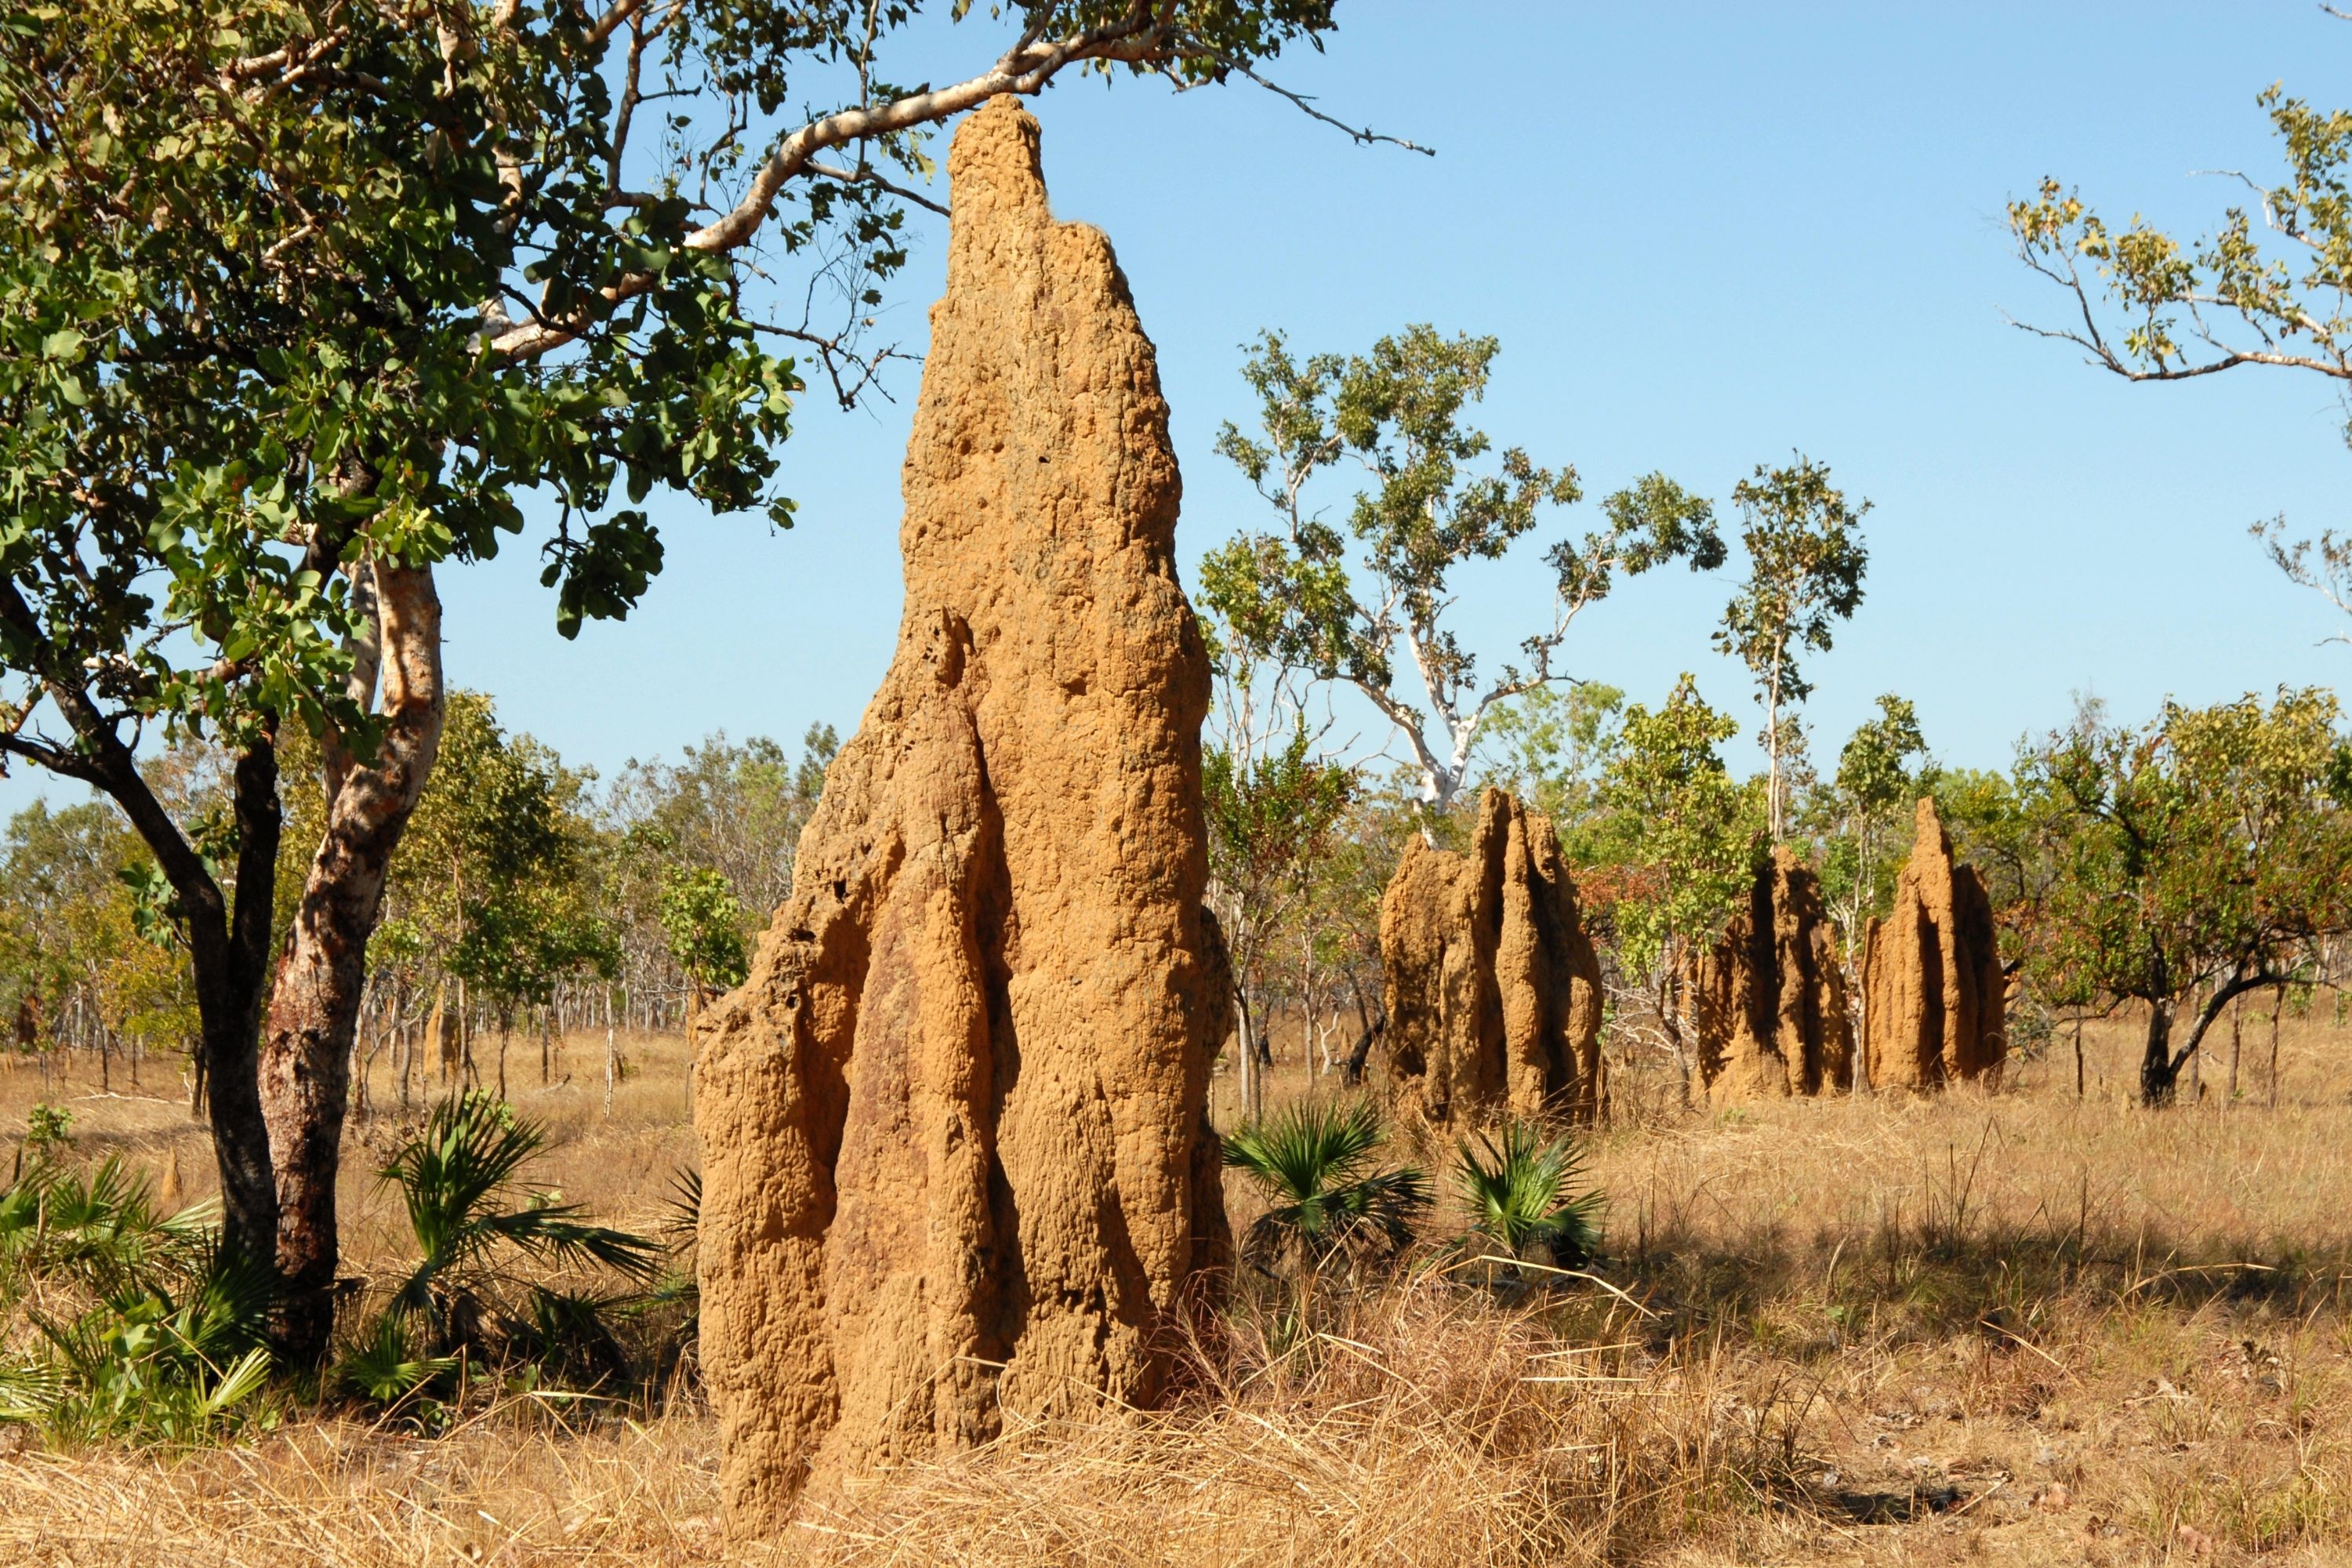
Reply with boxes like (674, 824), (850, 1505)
(1711, 456), (1870, 843)
(1200, 325), (1721, 838)
(2006, 16), (2352, 645)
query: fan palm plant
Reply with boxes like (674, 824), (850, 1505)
(0, 1206), (274, 1445)
(0, 1156), (211, 1298)
(1222, 1099), (1430, 1276)
(1455, 1120), (1603, 1269)
(357, 1092), (660, 1399)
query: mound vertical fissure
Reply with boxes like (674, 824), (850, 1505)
(1685, 847), (1854, 1103)
(692, 96), (1232, 1535)
(1861, 797), (2005, 1091)
(1378, 788), (1606, 1131)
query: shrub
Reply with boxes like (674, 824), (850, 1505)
(1222, 1099), (1431, 1276)
(1454, 1120), (1603, 1273)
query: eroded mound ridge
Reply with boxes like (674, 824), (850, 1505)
(1686, 847), (1854, 1103)
(1862, 798), (2005, 1091)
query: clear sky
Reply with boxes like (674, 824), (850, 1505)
(69, 2), (2352, 810)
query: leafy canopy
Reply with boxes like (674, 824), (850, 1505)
(1599, 674), (1762, 979)
(1201, 325), (1719, 809)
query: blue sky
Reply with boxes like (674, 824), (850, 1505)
(436, 2), (2352, 785)
(142, 4), (2352, 804)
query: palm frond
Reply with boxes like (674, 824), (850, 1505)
(335, 1312), (458, 1406)
(1225, 1100), (1429, 1274)
(1455, 1120), (1604, 1266)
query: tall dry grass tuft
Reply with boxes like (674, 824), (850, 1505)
(787, 1279), (1812, 1567)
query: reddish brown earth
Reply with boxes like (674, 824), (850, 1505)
(1862, 797), (2006, 1091)
(1686, 847), (1854, 1103)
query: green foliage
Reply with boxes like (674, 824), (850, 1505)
(0, 1), (808, 800)
(0, 1156), (210, 1298)
(1203, 724), (1357, 978)
(1221, 1099), (1430, 1275)
(1203, 325), (1715, 809)
(2011, 49), (2352, 635)
(1454, 1121), (1602, 1269)
(22, 1103), (69, 1156)
(0, 797), (201, 1069)
(334, 1312), (458, 1410)
(2009, 79), (2352, 406)
(1814, 695), (1930, 933)
(657, 869), (751, 996)
(2020, 688), (2352, 1096)
(354, 1092), (659, 1399)
(1713, 457), (1871, 840)
(399, 699), (619, 1029)
(1476, 682), (1626, 833)
(0, 1157), (272, 1446)
(1599, 675), (1764, 981)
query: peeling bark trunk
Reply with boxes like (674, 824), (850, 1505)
(260, 561), (446, 1366)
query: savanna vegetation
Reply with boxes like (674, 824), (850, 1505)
(2, 2), (2352, 1565)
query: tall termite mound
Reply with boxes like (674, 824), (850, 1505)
(1378, 788), (1606, 1130)
(1861, 797), (2005, 1091)
(692, 97), (1233, 1534)
(1685, 847), (1853, 1102)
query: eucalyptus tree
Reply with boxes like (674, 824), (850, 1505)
(1817, 693), (1928, 949)
(1598, 674), (1762, 1093)
(1201, 326), (1720, 833)
(2007, 30), (2352, 639)
(0, 0), (1367, 1362)
(1203, 725), (1354, 1116)
(1712, 456), (1870, 842)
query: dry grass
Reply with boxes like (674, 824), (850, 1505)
(4, 1008), (2352, 1564)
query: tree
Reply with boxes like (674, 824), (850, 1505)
(1, 0), (1365, 1363)
(2007, 38), (2352, 638)
(2020, 688), (2352, 1105)
(1598, 675), (1763, 1092)
(2252, 517), (2352, 646)
(1814, 694), (1929, 968)
(1475, 681), (1625, 831)
(608, 725), (836, 927)
(1201, 326), (1719, 830)
(656, 868), (750, 1024)
(1712, 456), (1870, 841)
(1203, 726), (1354, 1117)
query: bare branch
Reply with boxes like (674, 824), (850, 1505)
(804, 158), (949, 217)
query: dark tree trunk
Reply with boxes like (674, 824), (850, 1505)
(260, 562), (445, 1367)
(185, 741), (286, 1269)
(2140, 999), (2177, 1105)
(0, 606), (290, 1266)
(1341, 1006), (1384, 1089)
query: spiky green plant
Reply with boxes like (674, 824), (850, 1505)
(1222, 1099), (1430, 1275)
(379, 1092), (661, 1338)
(342, 1093), (660, 1406)
(1455, 1120), (1603, 1269)
(0, 1230), (274, 1446)
(0, 1156), (212, 1296)
(334, 1312), (459, 1410)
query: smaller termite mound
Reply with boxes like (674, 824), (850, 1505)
(1861, 797), (2005, 1091)
(1377, 788), (1606, 1131)
(1685, 847), (1853, 1103)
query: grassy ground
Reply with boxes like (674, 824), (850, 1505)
(5, 1005), (2352, 1565)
